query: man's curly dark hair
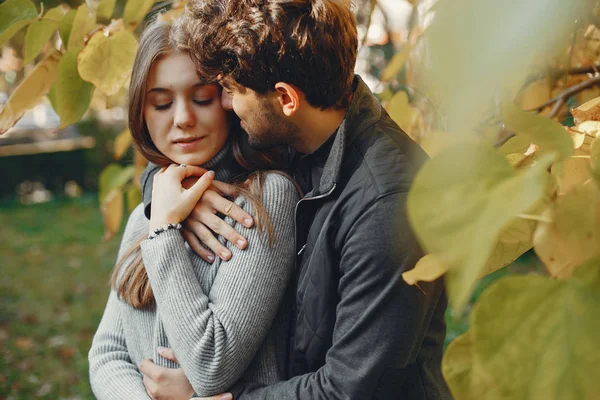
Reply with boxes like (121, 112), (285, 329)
(171, 0), (358, 110)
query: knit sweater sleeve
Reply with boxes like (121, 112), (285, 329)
(88, 205), (151, 400)
(139, 173), (298, 396)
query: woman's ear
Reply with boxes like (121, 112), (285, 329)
(273, 82), (300, 117)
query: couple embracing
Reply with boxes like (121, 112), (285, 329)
(89, 0), (451, 399)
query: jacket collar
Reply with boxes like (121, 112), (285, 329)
(313, 75), (382, 196)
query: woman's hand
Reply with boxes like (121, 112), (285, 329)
(149, 164), (215, 235)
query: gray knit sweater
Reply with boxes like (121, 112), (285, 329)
(88, 147), (298, 399)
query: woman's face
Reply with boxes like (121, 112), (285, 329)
(144, 51), (229, 166)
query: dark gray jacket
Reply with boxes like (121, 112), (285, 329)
(142, 77), (451, 399)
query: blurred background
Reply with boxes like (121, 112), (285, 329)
(1, 0), (597, 398)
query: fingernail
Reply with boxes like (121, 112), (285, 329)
(207, 170), (215, 177)
(207, 254), (215, 263)
(221, 394), (233, 400)
(236, 239), (246, 248)
(157, 346), (166, 353)
(244, 218), (253, 227)
(221, 250), (231, 259)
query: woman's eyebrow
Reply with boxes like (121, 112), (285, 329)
(147, 83), (206, 94)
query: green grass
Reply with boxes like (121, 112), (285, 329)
(0, 195), (121, 399)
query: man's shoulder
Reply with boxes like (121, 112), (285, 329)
(343, 114), (428, 197)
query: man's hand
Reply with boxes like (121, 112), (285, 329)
(183, 180), (254, 263)
(139, 349), (194, 400)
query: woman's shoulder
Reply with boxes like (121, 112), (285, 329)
(261, 172), (299, 196)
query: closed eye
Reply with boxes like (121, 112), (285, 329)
(154, 103), (172, 111)
(194, 98), (214, 106)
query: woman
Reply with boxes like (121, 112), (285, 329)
(88, 20), (299, 399)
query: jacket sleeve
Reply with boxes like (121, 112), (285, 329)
(139, 174), (298, 396)
(88, 206), (152, 400)
(231, 192), (446, 399)
(141, 162), (160, 219)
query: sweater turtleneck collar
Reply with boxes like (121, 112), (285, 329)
(199, 137), (243, 184)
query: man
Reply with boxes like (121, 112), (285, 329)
(139, 0), (451, 398)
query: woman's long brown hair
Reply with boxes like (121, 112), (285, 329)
(111, 20), (294, 309)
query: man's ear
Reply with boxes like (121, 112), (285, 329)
(273, 82), (300, 117)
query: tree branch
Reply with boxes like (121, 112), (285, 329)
(530, 74), (600, 112)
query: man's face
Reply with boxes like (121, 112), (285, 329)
(221, 82), (298, 149)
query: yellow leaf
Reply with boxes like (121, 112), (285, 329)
(591, 138), (600, 185)
(67, 4), (96, 51)
(0, 0), (37, 46)
(407, 140), (553, 310)
(576, 120), (600, 138)
(101, 188), (124, 241)
(480, 215), (538, 278)
(503, 101), (574, 161)
(533, 184), (600, 279)
(551, 135), (594, 194)
(53, 49), (94, 129)
(156, 6), (185, 23)
(0, 50), (61, 134)
(517, 78), (551, 110)
(402, 254), (447, 286)
(123, 0), (156, 30)
(571, 96), (600, 124)
(96, 0), (117, 21)
(77, 30), (137, 96)
(114, 129), (132, 160)
(387, 91), (422, 140)
(24, 7), (64, 64)
(381, 44), (411, 82)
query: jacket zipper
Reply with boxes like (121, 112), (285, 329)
(289, 183), (337, 374)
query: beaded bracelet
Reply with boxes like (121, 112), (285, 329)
(147, 223), (182, 240)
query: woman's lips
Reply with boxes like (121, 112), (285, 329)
(174, 136), (205, 149)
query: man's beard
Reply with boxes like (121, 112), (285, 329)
(244, 98), (298, 150)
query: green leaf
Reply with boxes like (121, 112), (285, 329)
(77, 30), (138, 96)
(67, 4), (96, 51)
(126, 184), (142, 213)
(503, 102), (574, 161)
(59, 9), (76, 46)
(407, 140), (553, 310)
(533, 184), (600, 279)
(24, 7), (64, 64)
(470, 260), (600, 399)
(442, 332), (505, 399)
(97, 0), (117, 21)
(52, 49), (94, 129)
(0, 0), (37, 47)
(123, 0), (155, 30)
(114, 129), (132, 160)
(99, 164), (135, 203)
(380, 44), (411, 82)
(0, 50), (62, 134)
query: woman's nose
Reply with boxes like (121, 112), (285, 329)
(174, 101), (196, 129)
